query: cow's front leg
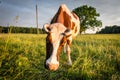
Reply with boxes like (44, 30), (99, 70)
(66, 40), (72, 65)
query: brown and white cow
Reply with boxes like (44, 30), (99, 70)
(43, 4), (80, 71)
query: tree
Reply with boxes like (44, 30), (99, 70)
(73, 5), (102, 33)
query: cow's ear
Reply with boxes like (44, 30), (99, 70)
(43, 23), (50, 33)
(64, 29), (72, 37)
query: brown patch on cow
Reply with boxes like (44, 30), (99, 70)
(75, 27), (78, 33)
(45, 33), (54, 69)
(56, 36), (67, 61)
(50, 5), (73, 29)
(63, 11), (72, 29)
(53, 10), (72, 29)
(46, 33), (53, 60)
(71, 22), (75, 30)
(57, 7), (64, 23)
(51, 5), (64, 24)
(67, 40), (71, 45)
(46, 33), (52, 44)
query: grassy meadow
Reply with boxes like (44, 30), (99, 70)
(0, 33), (120, 80)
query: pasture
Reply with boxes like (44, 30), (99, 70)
(0, 34), (120, 80)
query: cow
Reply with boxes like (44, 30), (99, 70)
(43, 4), (80, 71)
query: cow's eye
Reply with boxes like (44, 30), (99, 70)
(61, 33), (65, 36)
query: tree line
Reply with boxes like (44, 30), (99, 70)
(96, 25), (120, 34)
(1, 25), (120, 34)
(0, 26), (43, 34)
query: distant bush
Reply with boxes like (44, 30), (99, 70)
(0, 26), (43, 34)
(97, 25), (120, 34)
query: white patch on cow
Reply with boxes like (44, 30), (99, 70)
(46, 40), (60, 65)
(46, 24), (64, 65)
(46, 41), (60, 65)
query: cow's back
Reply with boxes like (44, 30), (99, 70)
(51, 4), (80, 38)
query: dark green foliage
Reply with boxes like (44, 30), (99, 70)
(97, 25), (120, 34)
(0, 26), (3, 33)
(0, 26), (43, 34)
(73, 5), (102, 33)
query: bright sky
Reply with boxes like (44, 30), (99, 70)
(0, 0), (120, 33)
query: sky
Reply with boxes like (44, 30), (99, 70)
(0, 0), (120, 33)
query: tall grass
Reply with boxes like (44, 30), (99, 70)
(69, 34), (120, 80)
(0, 34), (120, 80)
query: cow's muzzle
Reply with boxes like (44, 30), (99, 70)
(45, 62), (59, 71)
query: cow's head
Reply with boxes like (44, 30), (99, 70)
(43, 23), (72, 71)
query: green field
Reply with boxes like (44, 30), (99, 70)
(0, 34), (120, 80)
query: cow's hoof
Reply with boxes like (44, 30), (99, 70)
(68, 61), (72, 66)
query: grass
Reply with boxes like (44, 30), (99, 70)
(0, 33), (120, 80)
